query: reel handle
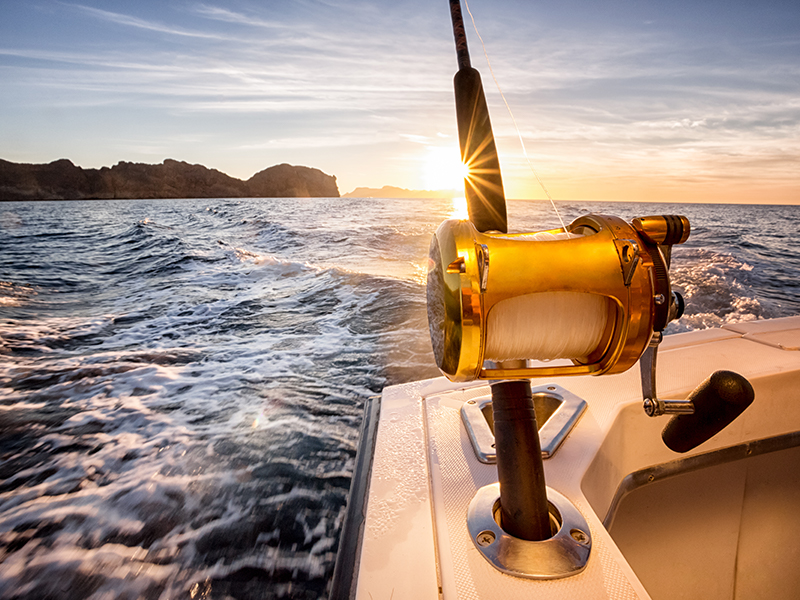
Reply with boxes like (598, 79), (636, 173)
(661, 371), (755, 453)
(641, 328), (754, 452)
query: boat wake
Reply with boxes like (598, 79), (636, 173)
(669, 247), (763, 332)
(0, 197), (795, 598)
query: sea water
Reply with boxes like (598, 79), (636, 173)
(0, 198), (797, 599)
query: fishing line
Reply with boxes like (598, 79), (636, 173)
(463, 0), (567, 233)
(485, 291), (610, 361)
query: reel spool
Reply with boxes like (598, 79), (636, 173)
(426, 213), (689, 382)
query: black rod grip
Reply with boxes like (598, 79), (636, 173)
(491, 380), (552, 541)
(454, 67), (507, 233)
(662, 371), (755, 453)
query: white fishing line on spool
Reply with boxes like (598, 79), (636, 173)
(484, 292), (610, 362)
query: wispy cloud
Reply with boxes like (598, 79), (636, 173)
(237, 132), (386, 150)
(191, 4), (288, 30)
(0, 32), (453, 114)
(64, 3), (224, 39)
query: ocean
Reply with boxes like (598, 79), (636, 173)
(1, 197), (798, 599)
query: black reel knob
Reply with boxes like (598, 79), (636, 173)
(662, 370), (755, 453)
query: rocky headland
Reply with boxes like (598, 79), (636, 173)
(0, 158), (339, 200)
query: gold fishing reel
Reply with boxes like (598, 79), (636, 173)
(426, 214), (690, 382)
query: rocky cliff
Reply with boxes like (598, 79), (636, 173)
(0, 158), (339, 200)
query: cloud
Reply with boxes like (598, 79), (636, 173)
(237, 132), (386, 150)
(462, 22), (800, 194)
(64, 3), (223, 39)
(2, 1), (797, 202)
(191, 4), (288, 30)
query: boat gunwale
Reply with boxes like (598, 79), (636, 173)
(602, 430), (800, 530)
(329, 394), (382, 600)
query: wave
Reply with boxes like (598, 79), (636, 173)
(0, 204), (436, 597)
(668, 247), (765, 332)
(0, 197), (795, 598)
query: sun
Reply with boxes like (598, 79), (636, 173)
(422, 146), (470, 191)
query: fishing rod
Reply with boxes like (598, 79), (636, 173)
(449, 0), (508, 234)
(442, 0), (755, 546)
(448, 0), (551, 542)
(331, 4), (757, 595)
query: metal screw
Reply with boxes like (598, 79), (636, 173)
(643, 398), (656, 416)
(467, 400), (476, 404)
(476, 530), (496, 546)
(654, 294), (666, 305)
(547, 386), (556, 391)
(570, 529), (589, 545)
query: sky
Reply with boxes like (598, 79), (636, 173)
(1, 0), (798, 203)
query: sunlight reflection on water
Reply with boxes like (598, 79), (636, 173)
(449, 196), (469, 220)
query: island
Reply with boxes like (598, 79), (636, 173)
(343, 185), (460, 199)
(0, 158), (339, 200)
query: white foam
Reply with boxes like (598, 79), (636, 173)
(668, 248), (764, 333)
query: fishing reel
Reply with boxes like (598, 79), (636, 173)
(426, 3), (756, 578)
(429, 3), (755, 575)
(427, 213), (689, 382)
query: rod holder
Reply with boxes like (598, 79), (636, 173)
(490, 380), (552, 541)
(467, 483), (591, 579)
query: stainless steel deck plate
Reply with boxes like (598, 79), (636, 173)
(461, 383), (587, 462)
(467, 483), (592, 579)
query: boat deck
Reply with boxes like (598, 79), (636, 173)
(352, 316), (800, 599)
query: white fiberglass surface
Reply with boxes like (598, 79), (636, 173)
(608, 444), (800, 600)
